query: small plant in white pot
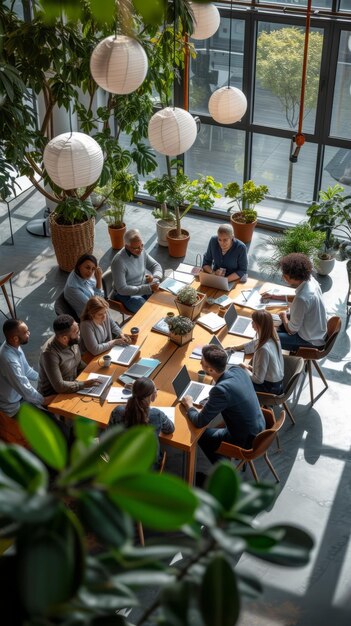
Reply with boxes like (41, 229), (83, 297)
(165, 315), (195, 346)
(175, 285), (206, 320)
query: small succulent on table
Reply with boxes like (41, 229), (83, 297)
(176, 285), (198, 306)
(165, 315), (195, 335)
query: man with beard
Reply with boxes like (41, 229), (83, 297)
(0, 319), (53, 416)
(38, 314), (100, 397)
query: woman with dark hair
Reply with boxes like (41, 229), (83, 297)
(64, 253), (104, 317)
(110, 378), (174, 467)
(80, 296), (130, 356)
(238, 310), (284, 394)
(261, 252), (327, 351)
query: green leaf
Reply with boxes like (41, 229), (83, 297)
(18, 404), (67, 471)
(161, 580), (191, 626)
(74, 416), (98, 447)
(200, 554), (240, 626)
(79, 491), (133, 549)
(234, 482), (278, 518)
(207, 461), (240, 512)
(78, 584), (137, 611)
(133, 0), (166, 25)
(209, 527), (246, 556)
(249, 524), (314, 567)
(97, 426), (158, 484)
(0, 444), (48, 493)
(109, 473), (197, 531)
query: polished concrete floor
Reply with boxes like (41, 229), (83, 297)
(1, 189), (351, 626)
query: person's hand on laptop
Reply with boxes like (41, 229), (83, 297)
(181, 395), (193, 410)
(82, 378), (101, 388)
(114, 334), (131, 345)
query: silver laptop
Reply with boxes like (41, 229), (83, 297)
(209, 335), (245, 367)
(199, 271), (234, 292)
(77, 374), (112, 398)
(224, 304), (256, 338)
(172, 365), (212, 406)
(108, 344), (139, 366)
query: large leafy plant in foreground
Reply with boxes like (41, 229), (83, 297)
(0, 405), (313, 625)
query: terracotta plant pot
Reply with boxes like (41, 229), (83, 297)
(175, 292), (206, 320)
(156, 219), (174, 247)
(108, 224), (126, 250)
(166, 228), (190, 258)
(169, 330), (193, 346)
(230, 215), (257, 244)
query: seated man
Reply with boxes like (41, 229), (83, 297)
(181, 344), (265, 465)
(262, 253), (327, 352)
(38, 314), (100, 397)
(111, 229), (163, 313)
(202, 224), (248, 283)
(0, 319), (53, 417)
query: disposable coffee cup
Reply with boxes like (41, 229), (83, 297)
(198, 370), (206, 383)
(130, 327), (139, 344)
(101, 355), (111, 367)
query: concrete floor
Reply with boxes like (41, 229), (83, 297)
(1, 189), (351, 625)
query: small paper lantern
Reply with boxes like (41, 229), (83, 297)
(90, 35), (148, 94)
(43, 132), (103, 190)
(190, 2), (220, 40)
(148, 107), (197, 156)
(208, 86), (247, 125)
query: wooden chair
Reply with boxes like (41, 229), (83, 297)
(217, 408), (285, 483)
(54, 291), (80, 323)
(0, 409), (29, 448)
(255, 355), (305, 425)
(102, 269), (133, 325)
(295, 316), (342, 404)
(0, 272), (17, 319)
(137, 450), (167, 546)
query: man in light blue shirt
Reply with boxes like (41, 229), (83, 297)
(0, 319), (52, 417)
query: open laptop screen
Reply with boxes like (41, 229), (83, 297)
(172, 365), (191, 399)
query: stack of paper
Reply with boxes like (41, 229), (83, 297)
(176, 263), (201, 276)
(106, 386), (132, 403)
(197, 312), (226, 332)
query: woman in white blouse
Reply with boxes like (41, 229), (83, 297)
(80, 297), (130, 356)
(239, 310), (284, 394)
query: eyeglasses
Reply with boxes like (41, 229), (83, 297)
(130, 243), (144, 251)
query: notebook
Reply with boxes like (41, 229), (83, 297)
(233, 288), (266, 310)
(118, 358), (161, 384)
(151, 318), (170, 336)
(170, 271), (194, 285)
(159, 277), (188, 295)
(199, 271), (234, 292)
(172, 365), (212, 406)
(197, 312), (226, 332)
(77, 373), (112, 398)
(108, 344), (140, 366)
(176, 263), (201, 276)
(224, 304), (256, 338)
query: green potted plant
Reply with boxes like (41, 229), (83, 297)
(50, 197), (96, 272)
(175, 285), (206, 320)
(165, 314), (195, 345)
(307, 183), (351, 274)
(144, 178), (176, 246)
(225, 180), (269, 243)
(259, 222), (326, 276)
(100, 170), (139, 250)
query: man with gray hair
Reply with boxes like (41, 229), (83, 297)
(111, 229), (163, 313)
(202, 224), (248, 283)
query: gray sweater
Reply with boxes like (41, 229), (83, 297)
(80, 315), (122, 356)
(111, 248), (162, 296)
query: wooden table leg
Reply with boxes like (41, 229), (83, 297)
(185, 446), (197, 486)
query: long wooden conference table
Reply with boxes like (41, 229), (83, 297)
(48, 276), (283, 485)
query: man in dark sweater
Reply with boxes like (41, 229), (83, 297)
(181, 344), (265, 464)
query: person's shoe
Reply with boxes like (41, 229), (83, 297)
(195, 471), (208, 488)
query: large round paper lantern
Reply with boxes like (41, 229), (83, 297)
(43, 132), (103, 190)
(190, 2), (220, 40)
(90, 35), (148, 94)
(148, 107), (197, 156)
(208, 86), (247, 124)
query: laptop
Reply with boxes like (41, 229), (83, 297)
(199, 271), (234, 292)
(108, 344), (140, 366)
(77, 373), (112, 398)
(209, 334), (245, 367)
(224, 304), (256, 338)
(172, 365), (213, 406)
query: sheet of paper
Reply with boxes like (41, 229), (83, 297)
(176, 263), (201, 276)
(233, 289), (266, 310)
(152, 407), (175, 423)
(197, 312), (226, 332)
(171, 271), (194, 284)
(106, 386), (132, 403)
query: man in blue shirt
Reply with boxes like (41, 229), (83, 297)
(202, 224), (248, 283)
(181, 344), (265, 465)
(0, 319), (53, 417)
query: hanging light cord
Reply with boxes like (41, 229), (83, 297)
(227, 0), (233, 88)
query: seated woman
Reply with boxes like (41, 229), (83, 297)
(261, 253), (327, 352)
(232, 310), (284, 394)
(80, 297), (130, 356)
(110, 378), (175, 468)
(202, 224), (248, 283)
(64, 254), (104, 318)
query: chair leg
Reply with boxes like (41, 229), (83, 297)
(306, 360), (314, 404)
(283, 401), (296, 425)
(248, 461), (259, 483)
(264, 452), (280, 482)
(136, 521), (145, 546)
(312, 360), (328, 391)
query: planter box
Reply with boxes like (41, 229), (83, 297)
(169, 330), (193, 346)
(175, 292), (206, 320)
(50, 215), (95, 272)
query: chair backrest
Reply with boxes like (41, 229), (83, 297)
(324, 316), (342, 355)
(102, 269), (113, 300)
(282, 355), (305, 397)
(54, 292), (80, 323)
(252, 410), (285, 459)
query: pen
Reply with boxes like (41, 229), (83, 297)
(241, 289), (251, 302)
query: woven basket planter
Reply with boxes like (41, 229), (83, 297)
(50, 215), (95, 272)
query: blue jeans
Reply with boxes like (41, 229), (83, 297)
(277, 329), (318, 352)
(253, 380), (284, 394)
(198, 427), (250, 465)
(111, 292), (149, 313)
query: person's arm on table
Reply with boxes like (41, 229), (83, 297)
(279, 296), (306, 335)
(181, 386), (228, 428)
(112, 256), (151, 297)
(145, 253), (163, 282)
(40, 352), (99, 394)
(159, 410), (175, 434)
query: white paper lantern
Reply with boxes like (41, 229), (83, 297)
(43, 132), (104, 190)
(190, 2), (220, 40)
(208, 86), (247, 124)
(90, 35), (148, 94)
(148, 107), (197, 156)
